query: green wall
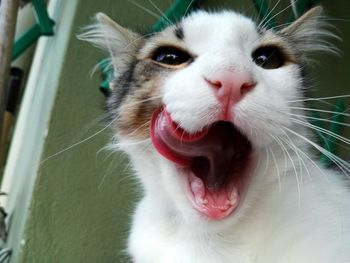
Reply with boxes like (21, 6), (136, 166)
(18, 1), (349, 262)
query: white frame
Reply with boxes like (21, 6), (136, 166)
(0, 0), (79, 261)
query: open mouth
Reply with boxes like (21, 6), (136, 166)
(150, 108), (253, 220)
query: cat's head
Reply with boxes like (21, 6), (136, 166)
(80, 7), (334, 225)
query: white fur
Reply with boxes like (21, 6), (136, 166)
(88, 9), (350, 263)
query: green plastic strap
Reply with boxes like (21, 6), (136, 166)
(319, 99), (345, 167)
(309, 99), (345, 167)
(99, 58), (113, 96)
(12, 0), (55, 60)
(32, 0), (55, 35)
(309, 106), (326, 146)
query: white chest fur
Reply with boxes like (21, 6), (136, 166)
(127, 150), (350, 263)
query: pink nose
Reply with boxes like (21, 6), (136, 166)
(205, 70), (255, 106)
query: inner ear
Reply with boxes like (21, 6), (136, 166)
(79, 13), (142, 71)
(95, 13), (140, 49)
(277, 6), (337, 60)
(280, 6), (323, 36)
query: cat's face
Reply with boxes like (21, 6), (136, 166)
(82, 7), (331, 224)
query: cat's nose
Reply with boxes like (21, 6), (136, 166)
(205, 70), (255, 106)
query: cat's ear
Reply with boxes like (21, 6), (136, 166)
(78, 13), (141, 71)
(280, 6), (338, 58)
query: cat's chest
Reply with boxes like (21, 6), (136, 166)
(130, 231), (256, 263)
(128, 199), (258, 263)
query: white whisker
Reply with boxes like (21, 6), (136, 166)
(275, 134), (301, 204)
(288, 94), (350, 103)
(290, 117), (350, 146)
(280, 130), (312, 182)
(128, 0), (164, 21)
(41, 119), (114, 164)
(284, 126), (350, 177)
(261, 1), (294, 30)
(290, 0), (298, 19)
(288, 106), (350, 118)
(148, 0), (173, 25)
(120, 95), (163, 110)
(184, 0), (196, 17)
(257, 0), (281, 29)
(286, 111), (350, 127)
(263, 147), (271, 178)
(268, 145), (282, 192)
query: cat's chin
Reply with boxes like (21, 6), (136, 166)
(151, 107), (255, 220)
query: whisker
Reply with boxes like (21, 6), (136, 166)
(42, 93), (161, 163)
(280, 127), (330, 183)
(283, 126), (350, 176)
(269, 134), (288, 180)
(287, 112), (350, 127)
(290, 0), (298, 19)
(120, 95), (163, 110)
(274, 134), (301, 203)
(257, 0), (281, 29)
(115, 138), (151, 148)
(290, 113), (335, 152)
(268, 145), (282, 192)
(290, 117), (350, 146)
(184, 0), (196, 17)
(41, 119), (114, 164)
(124, 32), (156, 50)
(280, 130), (311, 182)
(128, 0), (164, 21)
(261, 1), (294, 30)
(288, 106), (350, 118)
(263, 147), (271, 178)
(126, 121), (152, 138)
(288, 94), (350, 103)
(287, 116), (350, 163)
(272, 17), (350, 31)
(98, 153), (130, 190)
(148, 0), (173, 25)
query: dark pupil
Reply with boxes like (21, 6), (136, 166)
(252, 47), (284, 69)
(256, 55), (268, 66)
(152, 47), (191, 65)
(156, 53), (179, 65)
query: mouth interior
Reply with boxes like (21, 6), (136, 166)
(150, 108), (252, 220)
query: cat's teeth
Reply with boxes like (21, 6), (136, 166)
(230, 199), (237, 206)
(190, 176), (205, 199)
(195, 196), (208, 205)
(230, 190), (239, 206)
(211, 204), (230, 210)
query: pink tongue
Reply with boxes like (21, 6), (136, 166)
(151, 108), (250, 189)
(150, 108), (252, 219)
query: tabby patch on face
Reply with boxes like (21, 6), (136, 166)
(116, 75), (163, 140)
(111, 25), (187, 140)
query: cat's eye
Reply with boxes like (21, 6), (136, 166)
(151, 46), (193, 66)
(252, 46), (285, 69)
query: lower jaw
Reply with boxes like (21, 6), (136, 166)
(182, 155), (255, 221)
(191, 199), (238, 220)
(184, 171), (242, 221)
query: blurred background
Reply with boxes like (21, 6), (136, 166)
(0, 0), (349, 262)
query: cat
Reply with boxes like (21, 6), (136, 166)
(80, 6), (350, 263)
